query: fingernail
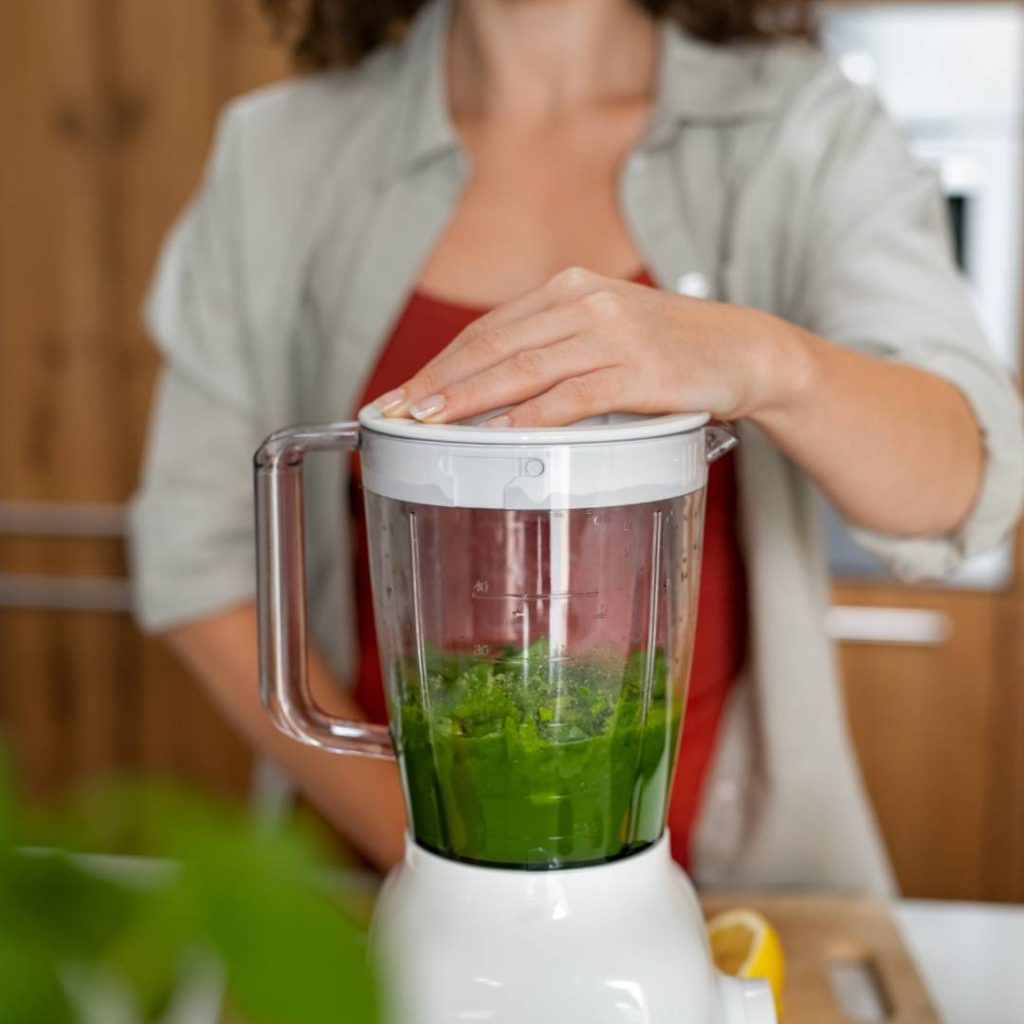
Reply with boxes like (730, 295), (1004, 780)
(485, 414), (512, 428)
(409, 394), (446, 421)
(374, 388), (406, 414)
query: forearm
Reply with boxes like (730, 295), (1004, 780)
(750, 314), (985, 536)
(377, 267), (985, 537)
(164, 602), (406, 871)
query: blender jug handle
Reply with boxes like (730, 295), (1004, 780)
(705, 422), (739, 463)
(254, 421), (393, 759)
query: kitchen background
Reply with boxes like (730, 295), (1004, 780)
(1, 0), (1022, 904)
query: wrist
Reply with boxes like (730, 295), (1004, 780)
(736, 310), (821, 424)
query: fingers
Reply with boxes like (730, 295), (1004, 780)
(422, 265), (604, 372)
(425, 336), (617, 424)
(377, 268), (611, 417)
(489, 367), (630, 429)
(414, 273), (560, 373)
(393, 302), (587, 421)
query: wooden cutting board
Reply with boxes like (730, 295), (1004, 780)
(700, 892), (942, 1023)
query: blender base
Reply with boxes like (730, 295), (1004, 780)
(370, 834), (775, 1024)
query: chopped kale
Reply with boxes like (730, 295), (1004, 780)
(390, 643), (683, 869)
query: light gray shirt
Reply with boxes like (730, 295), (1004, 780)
(129, 0), (1024, 894)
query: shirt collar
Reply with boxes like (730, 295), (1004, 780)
(382, 0), (460, 178)
(648, 21), (790, 138)
(383, 0), (788, 178)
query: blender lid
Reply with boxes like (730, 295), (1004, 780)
(357, 405), (715, 510)
(358, 405), (710, 444)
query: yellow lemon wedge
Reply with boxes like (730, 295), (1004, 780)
(707, 908), (785, 1018)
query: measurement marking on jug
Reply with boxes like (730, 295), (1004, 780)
(470, 592), (592, 600)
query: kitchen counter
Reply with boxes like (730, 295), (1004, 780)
(59, 853), (1024, 1021)
(893, 900), (1024, 1024)
(702, 890), (1024, 1023)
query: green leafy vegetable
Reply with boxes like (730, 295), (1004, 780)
(0, 755), (379, 1024)
(390, 641), (682, 868)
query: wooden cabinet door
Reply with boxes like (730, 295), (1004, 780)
(986, 597), (1024, 902)
(0, 0), (287, 802)
(833, 582), (1004, 900)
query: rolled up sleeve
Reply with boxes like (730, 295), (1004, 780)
(793, 85), (1024, 581)
(129, 107), (269, 631)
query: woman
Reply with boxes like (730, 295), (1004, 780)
(130, 0), (1024, 893)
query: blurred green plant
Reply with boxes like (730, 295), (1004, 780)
(0, 753), (379, 1024)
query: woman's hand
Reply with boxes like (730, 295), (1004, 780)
(375, 267), (808, 428)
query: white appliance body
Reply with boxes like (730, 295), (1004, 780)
(370, 835), (774, 1024)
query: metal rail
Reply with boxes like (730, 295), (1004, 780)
(0, 500), (130, 612)
(0, 499), (126, 538)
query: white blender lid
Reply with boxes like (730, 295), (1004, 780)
(357, 405), (712, 510)
(358, 405), (709, 445)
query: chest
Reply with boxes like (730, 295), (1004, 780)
(310, 121), (779, 426)
(417, 108), (650, 305)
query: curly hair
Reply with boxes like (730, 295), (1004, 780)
(261, 0), (817, 69)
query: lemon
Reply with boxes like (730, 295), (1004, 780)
(707, 908), (785, 1017)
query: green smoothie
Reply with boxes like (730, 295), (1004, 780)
(388, 641), (683, 869)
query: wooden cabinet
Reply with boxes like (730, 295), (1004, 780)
(990, 598), (1024, 901)
(832, 583), (1006, 899)
(0, 0), (288, 802)
(834, 564), (1024, 902)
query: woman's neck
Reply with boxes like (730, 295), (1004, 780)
(447, 0), (658, 122)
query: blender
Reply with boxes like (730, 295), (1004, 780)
(254, 406), (774, 1024)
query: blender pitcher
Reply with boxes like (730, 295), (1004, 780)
(254, 407), (777, 1024)
(254, 407), (737, 870)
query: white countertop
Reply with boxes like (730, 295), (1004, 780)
(893, 899), (1024, 1024)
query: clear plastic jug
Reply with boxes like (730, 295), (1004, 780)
(255, 407), (736, 870)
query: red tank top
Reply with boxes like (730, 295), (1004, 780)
(350, 274), (748, 869)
